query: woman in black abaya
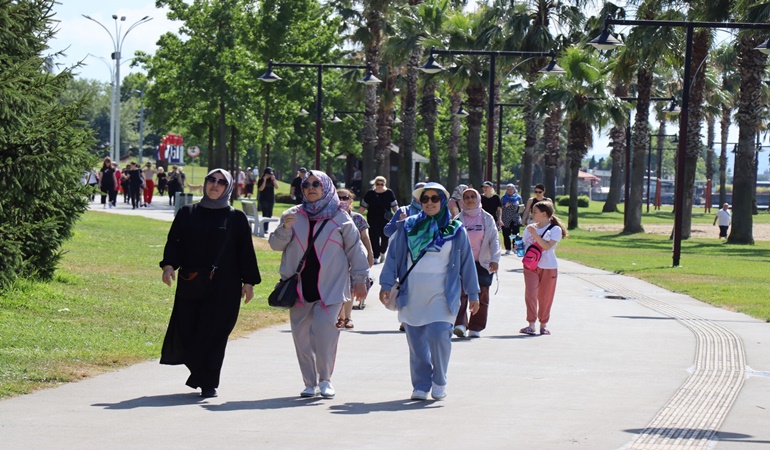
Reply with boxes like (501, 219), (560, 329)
(160, 168), (260, 398)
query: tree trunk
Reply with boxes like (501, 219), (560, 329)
(603, 125), (625, 212)
(730, 34), (765, 244)
(376, 71), (395, 187)
(542, 104), (562, 199)
(679, 29), (710, 239)
(626, 67), (651, 233)
(207, 122), (214, 172)
(466, 81), (485, 189)
(447, 92), (461, 188)
(521, 93), (539, 200)
(719, 102), (730, 207)
(399, 47), (420, 206)
(421, 78), (439, 182)
(362, 10), (382, 190)
(217, 101), (228, 170)
(567, 117), (588, 230)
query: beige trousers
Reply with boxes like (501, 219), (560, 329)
(289, 301), (343, 388)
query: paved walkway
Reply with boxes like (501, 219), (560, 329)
(1, 199), (769, 449)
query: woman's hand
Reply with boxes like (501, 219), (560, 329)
(242, 284), (254, 304)
(367, 253), (375, 268)
(469, 300), (480, 315)
(283, 213), (297, 229)
(379, 289), (390, 305)
(352, 282), (367, 302)
(488, 262), (498, 273)
(162, 265), (175, 286)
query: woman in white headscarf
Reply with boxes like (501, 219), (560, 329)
(160, 168), (261, 398)
(269, 170), (369, 399)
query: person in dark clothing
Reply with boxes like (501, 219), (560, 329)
(156, 167), (168, 197)
(97, 157), (117, 208)
(160, 168), (261, 398)
(167, 166), (182, 205)
(357, 176), (398, 264)
(257, 166), (279, 234)
(480, 180), (503, 227)
(290, 167), (307, 205)
(127, 162), (144, 209)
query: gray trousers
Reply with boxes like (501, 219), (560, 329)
(289, 301), (343, 388)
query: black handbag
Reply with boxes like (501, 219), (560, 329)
(176, 208), (235, 300)
(268, 219), (329, 309)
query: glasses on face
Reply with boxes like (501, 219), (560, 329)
(375, 182), (385, 186)
(205, 176), (228, 186)
(420, 195), (441, 204)
(534, 190), (544, 194)
(339, 195), (351, 201)
(302, 180), (322, 189)
(463, 194), (477, 200)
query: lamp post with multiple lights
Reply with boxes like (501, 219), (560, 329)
(419, 47), (564, 184)
(82, 14), (152, 163)
(591, 17), (770, 266)
(258, 61), (380, 170)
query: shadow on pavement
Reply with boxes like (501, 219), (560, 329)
(328, 399), (443, 414)
(92, 393), (203, 409)
(203, 396), (325, 411)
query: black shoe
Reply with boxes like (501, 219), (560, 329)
(201, 388), (217, 398)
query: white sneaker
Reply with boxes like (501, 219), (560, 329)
(410, 389), (428, 401)
(505, 249), (511, 255)
(378, 255), (385, 264)
(319, 380), (335, 398)
(431, 383), (447, 400)
(468, 330), (481, 338)
(300, 386), (319, 398)
(103, 204), (107, 209)
(453, 325), (466, 338)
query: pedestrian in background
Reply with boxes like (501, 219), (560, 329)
(519, 200), (567, 337)
(159, 168), (260, 398)
(522, 184), (552, 225)
(379, 182), (479, 401)
(713, 203), (731, 239)
(480, 181), (503, 227)
(290, 167), (307, 205)
(500, 184), (523, 254)
(453, 187), (500, 339)
(142, 162), (157, 206)
(358, 176), (398, 264)
(269, 170), (369, 399)
(257, 167), (279, 235)
(97, 157), (117, 208)
(156, 167), (167, 198)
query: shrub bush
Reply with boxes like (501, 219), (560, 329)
(555, 195), (590, 208)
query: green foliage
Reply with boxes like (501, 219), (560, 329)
(555, 195), (590, 207)
(0, 0), (95, 290)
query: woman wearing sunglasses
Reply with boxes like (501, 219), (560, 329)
(452, 187), (501, 339)
(357, 176), (398, 264)
(159, 169), (261, 398)
(269, 171), (369, 399)
(336, 189), (374, 328)
(379, 182), (479, 401)
(522, 184), (552, 225)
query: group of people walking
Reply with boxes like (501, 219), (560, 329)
(157, 170), (566, 402)
(93, 157), (188, 209)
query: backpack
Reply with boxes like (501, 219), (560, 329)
(522, 224), (555, 271)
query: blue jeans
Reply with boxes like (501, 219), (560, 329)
(404, 322), (453, 391)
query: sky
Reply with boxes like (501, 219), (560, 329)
(47, 0), (767, 176)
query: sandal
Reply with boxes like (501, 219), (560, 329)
(344, 318), (354, 329)
(336, 318), (345, 329)
(519, 326), (537, 336)
(540, 328), (551, 335)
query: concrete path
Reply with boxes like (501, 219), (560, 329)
(1, 200), (769, 449)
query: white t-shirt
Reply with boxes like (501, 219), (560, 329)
(399, 241), (454, 326)
(715, 209), (731, 226)
(522, 223), (563, 269)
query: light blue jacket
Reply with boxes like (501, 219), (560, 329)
(379, 220), (480, 316)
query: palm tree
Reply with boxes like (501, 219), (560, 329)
(537, 47), (620, 229)
(711, 44), (739, 207)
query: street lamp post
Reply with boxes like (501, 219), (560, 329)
(592, 17), (770, 266)
(258, 61), (380, 170)
(82, 14), (152, 163)
(419, 47), (563, 183)
(134, 89), (146, 164)
(496, 103), (523, 191)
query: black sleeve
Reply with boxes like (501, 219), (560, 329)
(234, 211), (261, 285)
(159, 206), (192, 269)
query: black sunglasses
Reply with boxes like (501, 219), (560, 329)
(534, 190), (544, 194)
(420, 195), (441, 204)
(302, 180), (322, 189)
(339, 195), (351, 201)
(205, 175), (228, 186)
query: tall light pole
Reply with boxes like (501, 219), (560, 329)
(419, 48), (563, 184)
(258, 61), (380, 170)
(591, 17), (770, 266)
(82, 14), (152, 163)
(134, 89), (146, 163)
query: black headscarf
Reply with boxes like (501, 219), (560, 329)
(197, 168), (233, 209)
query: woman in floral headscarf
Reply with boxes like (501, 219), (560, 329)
(379, 182), (479, 401)
(269, 170), (369, 400)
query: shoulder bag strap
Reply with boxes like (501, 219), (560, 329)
(293, 219), (329, 275)
(397, 250), (426, 285)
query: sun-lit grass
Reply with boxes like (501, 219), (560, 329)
(0, 212), (287, 398)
